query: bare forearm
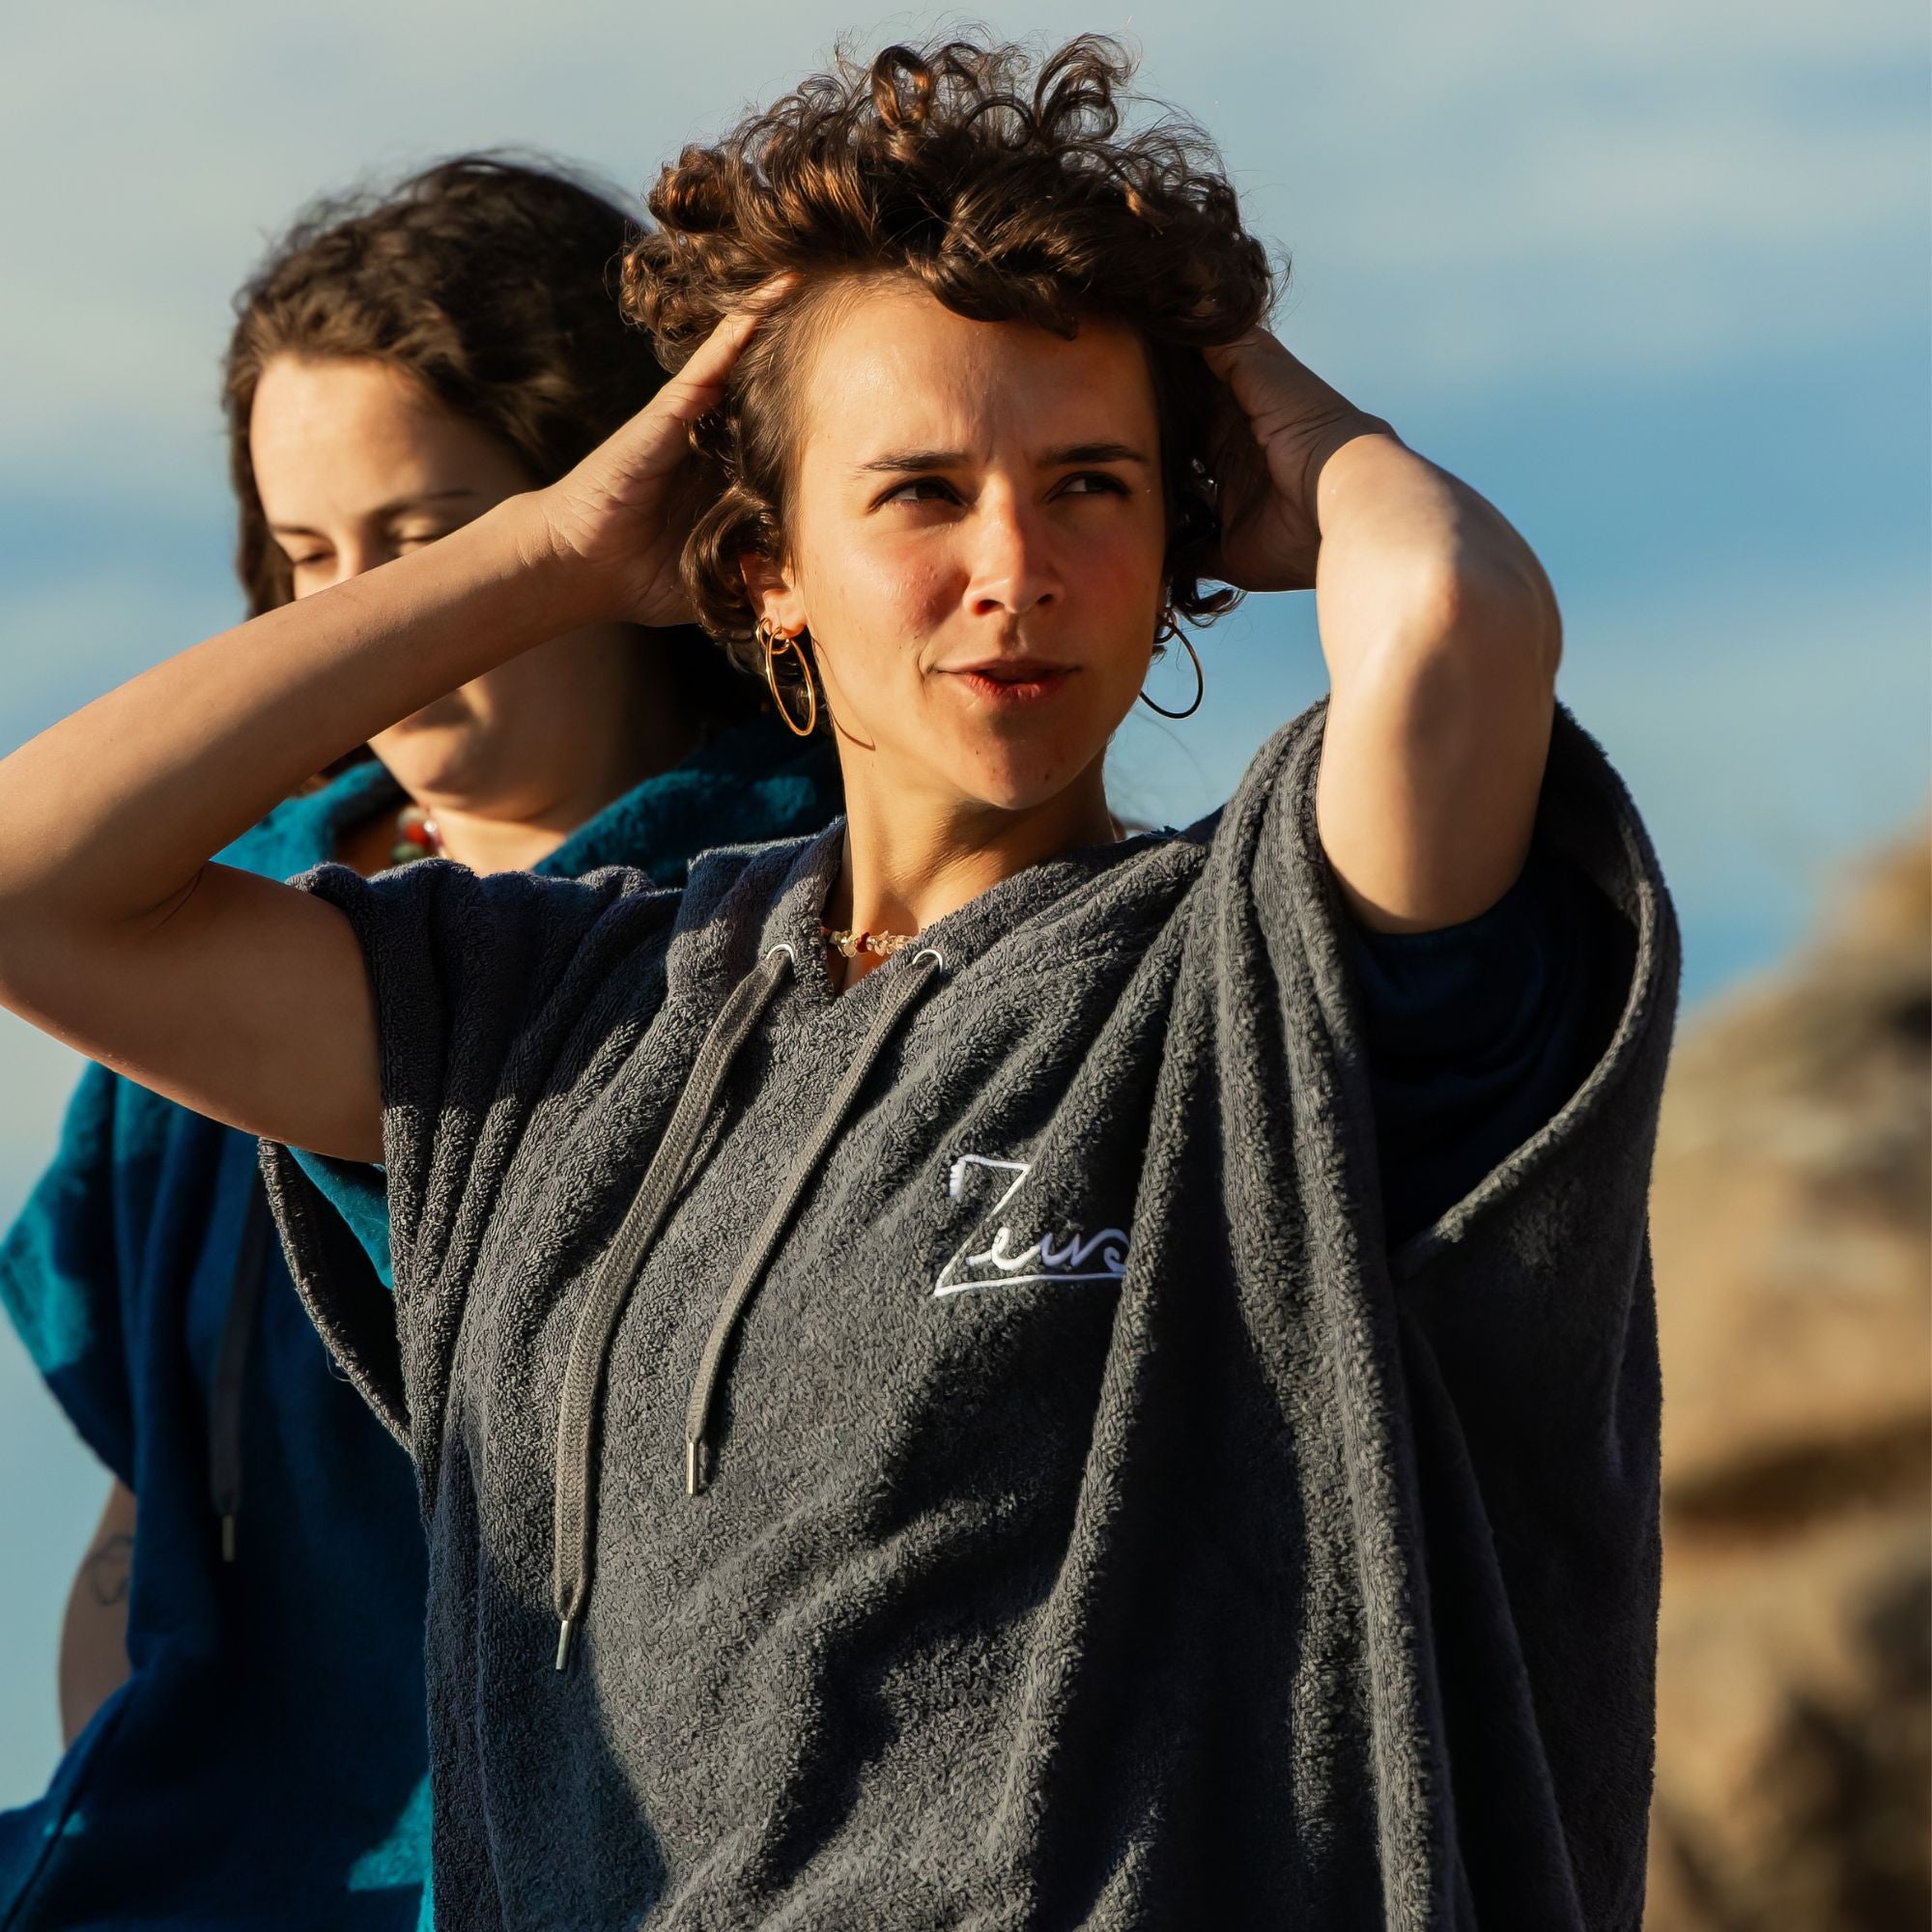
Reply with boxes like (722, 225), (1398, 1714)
(0, 492), (591, 1157)
(0, 492), (574, 949)
(0, 301), (753, 1157)
(1311, 433), (1560, 930)
(59, 1481), (135, 1744)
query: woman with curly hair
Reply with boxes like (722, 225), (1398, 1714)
(0, 158), (835, 1930)
(0, 39), (1674, 1928)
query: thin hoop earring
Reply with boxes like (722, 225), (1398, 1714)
(756, 617), (818, 737)
(1138, 620), (1205, 721)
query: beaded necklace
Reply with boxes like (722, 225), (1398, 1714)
(388, 802), (444, 867)
(819, 924), (918, 959)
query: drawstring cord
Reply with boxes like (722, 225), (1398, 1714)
(684, 945), (944, 1496)
(549, 941), (944, 1673)
(209, 1180), (273, 1564)
(551, 944), (796, 1672)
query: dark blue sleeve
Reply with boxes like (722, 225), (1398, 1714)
(1345, 851), (1634, 1250)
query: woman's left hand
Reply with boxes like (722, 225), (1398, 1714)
(1206, 327), (1561, 934)
(1204, 329), (1393, 593)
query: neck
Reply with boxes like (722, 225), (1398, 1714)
(825, 753), (1116, 979)
(394, 634), (697, 876)
(429, 789), (612, 875)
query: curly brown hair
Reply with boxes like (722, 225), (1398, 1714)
(621, 35), (1277, 663)
(222, 155), (751, 718)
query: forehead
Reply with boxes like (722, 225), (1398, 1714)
(794, 280), (1158, 463)
(248, 355), (527, 513)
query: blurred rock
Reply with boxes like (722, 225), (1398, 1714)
(1646, 829), (1931, 1930)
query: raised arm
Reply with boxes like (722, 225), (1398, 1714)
(0, 306), (768, 1159)
(1207, 331), (1561, 932)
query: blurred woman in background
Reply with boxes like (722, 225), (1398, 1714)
(0, 156), (836, 1930)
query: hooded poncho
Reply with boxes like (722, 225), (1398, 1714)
(264, 701), (1677, 1929)
(0, 717), (840, 1932)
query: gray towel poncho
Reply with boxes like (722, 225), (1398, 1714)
(264, 701), (1679, 1929)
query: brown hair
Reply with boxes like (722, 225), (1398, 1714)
(622, 35), (1277, 665)
(223, 155), (750, 716)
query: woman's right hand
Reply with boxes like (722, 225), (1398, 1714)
(0, 289), (782, 1166)
(534, 294), (782, 627)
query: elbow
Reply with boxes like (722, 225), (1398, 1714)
(1403, 543), (1562, 693)
(1342, 549), (1563, 787)
(0, 852), (150, 1019)
(0, 836), (76, 1007)
(0, 871), (48, 1009)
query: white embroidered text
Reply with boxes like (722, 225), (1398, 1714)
(932, 1154), (1129, 1297)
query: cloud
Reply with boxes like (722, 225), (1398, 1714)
(0, 0), (1920, 476)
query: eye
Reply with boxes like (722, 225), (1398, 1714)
(393, 527), (457, 552)
(877, 475), (961, 508)
(1057, 470), (1131, 498)
(286, 551), (330, 572)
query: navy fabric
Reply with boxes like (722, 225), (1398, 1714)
(0, 717), (839, 1931)
(1346, 847), (1632, 1249)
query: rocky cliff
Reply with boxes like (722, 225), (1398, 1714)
(1645, 831), (1930, 1928)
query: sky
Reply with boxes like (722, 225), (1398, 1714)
(0, 0), (1924, 1801)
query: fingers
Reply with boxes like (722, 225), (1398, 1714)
(1202, 330), (1265, 383)
(654, 274), (800, 423)
(1204, 327), (1305, 403)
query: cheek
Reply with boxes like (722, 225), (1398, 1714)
(804, 530), (955, 651)
(1067, 523), (1165, 646)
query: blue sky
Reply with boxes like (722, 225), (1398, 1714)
(0, 0), (1924, 1799)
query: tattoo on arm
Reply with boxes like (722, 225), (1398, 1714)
(83, 1532), (133, 1607)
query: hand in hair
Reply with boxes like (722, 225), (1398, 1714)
(0, 298), (780, 1164)
(1204, 329), (1564, 933)
(1204, 329), (1393, 594)
(537, 287), (790, 628)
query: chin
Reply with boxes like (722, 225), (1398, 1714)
(367, 717), (483, 799)
(948, 733), (1104, 816)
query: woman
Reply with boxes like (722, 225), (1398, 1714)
(0, 41), (1675, 1929)
(0, 158), (835, 1929)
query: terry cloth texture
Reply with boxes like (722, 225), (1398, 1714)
(296, 842), (1628, 1283)
(264, 700), (1678, 1930)
(0, 716), (840, 1932)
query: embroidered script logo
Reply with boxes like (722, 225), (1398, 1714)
(932, 1154), (1130, 1298)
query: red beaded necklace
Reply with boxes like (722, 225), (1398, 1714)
(388, 802), (444, 867)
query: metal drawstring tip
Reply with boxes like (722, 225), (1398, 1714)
(220, 1515), (238, 1565)
(686, 1438), (704, 1496)
(554, 1615), (577, 1674)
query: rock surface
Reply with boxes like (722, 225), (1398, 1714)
(1645, 830), (1930, 1929)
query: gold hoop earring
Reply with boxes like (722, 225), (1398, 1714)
(756, 617), (818, 738)
(1138, 620), (1205, 721)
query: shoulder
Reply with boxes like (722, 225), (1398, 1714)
(1176, 702), (1325, 857)
(290, 856), (682, 1056)
(679, 831), (827, 928)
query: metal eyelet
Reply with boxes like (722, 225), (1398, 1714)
(910, 946), (946, 970)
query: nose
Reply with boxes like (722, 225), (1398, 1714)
(965, 485), (1060, 620)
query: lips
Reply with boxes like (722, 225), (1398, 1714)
(942, 656), (1079, 706)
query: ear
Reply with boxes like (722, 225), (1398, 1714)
(740, 552), (809, 637)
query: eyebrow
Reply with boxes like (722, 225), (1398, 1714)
(267, 487), (481, 537)
(857, 441), (1151, 475)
